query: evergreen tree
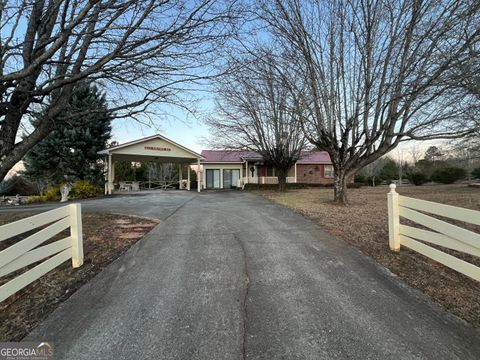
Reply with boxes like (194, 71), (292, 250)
(378, 158), (399, 182)
(24, 83), (112, 186)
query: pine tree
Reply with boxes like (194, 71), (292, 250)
(24, 83), (112, 186)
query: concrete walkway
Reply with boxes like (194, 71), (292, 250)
(25, 191), (480, 359)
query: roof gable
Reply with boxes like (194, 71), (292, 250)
(99, 134), (203, 159)
(297, 151), (332, 164)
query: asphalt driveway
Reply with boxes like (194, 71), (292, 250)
(23, 191), (480, 359)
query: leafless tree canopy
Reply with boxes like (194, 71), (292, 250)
(147, 162), (178, 184)
(207, 55), (307, 190)
(0, 0), (237, 181)
(256, 0), (480, 202)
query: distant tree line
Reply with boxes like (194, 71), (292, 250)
(355, 144), (480, 186)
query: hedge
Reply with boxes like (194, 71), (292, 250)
(243, 182), (361, 190)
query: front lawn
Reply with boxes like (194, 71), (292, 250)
(262, 184), (480, 327)
(0, 212), (159, 341)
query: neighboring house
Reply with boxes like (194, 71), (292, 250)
(201, 150), (334, 189)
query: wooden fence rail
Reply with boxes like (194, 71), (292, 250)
(0, 204), (83, 302)
(387, 184), (480, 281)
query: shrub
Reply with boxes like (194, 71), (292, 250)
(42, 185), (61, 201)
(27, 195), (48, 203)
(244, 183), (309, 191)
(408, 172), (428, 186)
(71, 180), (103, 199)
(472, 167), (480, 180)
(242, 182), (359, 190)
(354, 174), (367, 184)
(431, 167), (466, 184)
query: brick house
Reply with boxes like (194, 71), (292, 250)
(200, 150), (334, 189)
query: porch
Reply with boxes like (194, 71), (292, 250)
(98, 134), (204, 194)
(240, 176), (296, 186)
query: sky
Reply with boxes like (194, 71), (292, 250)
(112, 108), (210, 154)
(110, 100), (442, 163)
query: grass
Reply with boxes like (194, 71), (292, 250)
(0, 212), (159, 341)
(261, 183), (480, 327)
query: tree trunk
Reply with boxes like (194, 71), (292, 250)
(333, 169), (348, 204)
(277, 169), (287, 192)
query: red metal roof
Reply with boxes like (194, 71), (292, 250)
(200, 150), (260, 163)
(297, 151), (332, 164)
(201, 150), (331, 164)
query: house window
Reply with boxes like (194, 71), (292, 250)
(267, 166), (274, 176)
(324, 165), (334, 178)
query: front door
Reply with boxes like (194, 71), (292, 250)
(206, 169), (220, 189)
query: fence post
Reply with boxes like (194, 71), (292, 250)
(69, 203), (84, 267)
(388, 184), (400, 251)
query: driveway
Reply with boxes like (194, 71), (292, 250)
(24, 191), (480, 359)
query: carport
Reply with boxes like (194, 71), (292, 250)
(98, 134), (204, 194)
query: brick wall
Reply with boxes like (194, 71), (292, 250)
(296, 164), (334, 184)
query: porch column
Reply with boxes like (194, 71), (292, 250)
(178, 164), (183, 189)
(245, 160), (248, 184)
(294, 163), (297, 183)
(108, 154), (113, 195)
(187, 165), (191, 190)
(111, 159), (115, 190)
(240, 162), (243, 187)
(197, 158), (201, 192)
(220, 168), (224, 189)
(104, 156), (109, 194)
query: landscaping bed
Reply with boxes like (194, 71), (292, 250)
(261, 184), (480, 327)
(0, 212), (159, 341)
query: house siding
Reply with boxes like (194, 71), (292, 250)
(201, 160), (335, 187)
(202, 163), (243, 189)
(297, 164), (333, 184)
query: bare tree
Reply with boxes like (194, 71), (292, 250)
(424, 146), (444, 164)
(396, 148), (407, 186)
(206, 55), (307, 191)
(360, 158), (385, 187)
(0, 0), (238, 182)
(408, 144), (423, 166)
(147, 162), (178, 184)
(257, 0), (480, 203)
(448, 138), (480, 180)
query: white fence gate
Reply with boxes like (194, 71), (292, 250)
(0, 204), (83, 302)
(387, 184), (480, 281)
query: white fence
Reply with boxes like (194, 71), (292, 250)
(0, 204), (83, 302)
(387, 184), (480, 281)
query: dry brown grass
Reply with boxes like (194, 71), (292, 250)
(261, 184), (480, 327)
(0, 212), (159, 341)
